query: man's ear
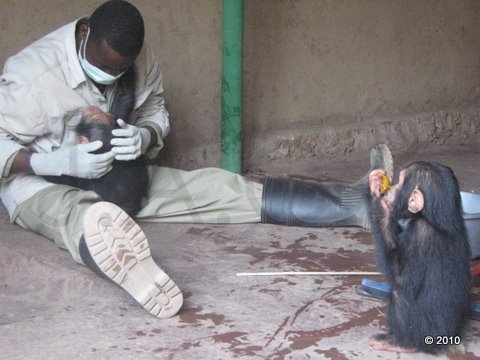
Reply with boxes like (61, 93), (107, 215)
(76, 135), (89, 145)
(407, 187), (424, 213)
(79, 23), (89, 40)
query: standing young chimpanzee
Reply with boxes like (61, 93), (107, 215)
(44, 106), (148, 217)
(368, 161), (471, 354)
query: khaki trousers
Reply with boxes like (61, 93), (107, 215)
(13, 167), (263, 264)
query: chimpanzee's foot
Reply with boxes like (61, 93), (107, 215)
(81, 201), (183, 318)
(348, 144), (393, 228)
(369, 333), (416, 353)
(354, 144), (394, 185)
(370, 144), (393, 180)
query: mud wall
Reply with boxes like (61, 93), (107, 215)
(1, 1), (479, 171)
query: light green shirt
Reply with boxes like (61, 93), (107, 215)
(0, 19), (168, 215)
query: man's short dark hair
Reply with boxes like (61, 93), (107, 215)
(89, 0), (145, 56)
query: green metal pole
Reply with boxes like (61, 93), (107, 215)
(221, 0), (243, 174)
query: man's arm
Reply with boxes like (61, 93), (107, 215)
(134, 44), (170, 139)
(0, 137), (32, 180)
(10, 149), (34, 175)
(144, 126), (158, 149)
(134, 46), (169, 158)
(110, 44), (169, 161)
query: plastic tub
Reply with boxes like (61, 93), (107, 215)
(462, 191), (480, 259)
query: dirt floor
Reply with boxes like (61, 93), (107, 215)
(1, 143), (479, 360)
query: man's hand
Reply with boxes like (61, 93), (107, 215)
(110, 119), (151, 161)
(30, 141), (115, 179)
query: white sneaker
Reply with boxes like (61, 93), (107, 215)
(82, 201), (183, 318)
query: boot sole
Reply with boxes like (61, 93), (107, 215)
(82, 201), (183, 318)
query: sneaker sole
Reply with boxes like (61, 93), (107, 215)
(82, 201), (183, 318)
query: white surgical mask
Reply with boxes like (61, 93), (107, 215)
(78, 27), (125, 85)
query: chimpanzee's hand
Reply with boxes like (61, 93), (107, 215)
(110, 119), (151, 161)
(369, 169), (385, 198)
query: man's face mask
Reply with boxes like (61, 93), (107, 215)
(78, 27), (125, 85)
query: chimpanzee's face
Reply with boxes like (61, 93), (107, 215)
(382, 169), (406, 210)
(382, 166), (425, 216)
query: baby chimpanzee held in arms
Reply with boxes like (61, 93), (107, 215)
(368, 161), (471, 354)
(45, 106), (148, 217)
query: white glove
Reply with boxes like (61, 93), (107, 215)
(30, 141), (115, 179)
(110, 119), (151, 161)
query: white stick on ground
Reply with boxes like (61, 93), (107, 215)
(236, 271), (381, 277)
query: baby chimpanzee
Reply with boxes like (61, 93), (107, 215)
(368, 161), (471, 354)
(45, 106), (148, 217)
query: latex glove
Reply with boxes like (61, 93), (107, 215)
(110, 119), (151, 161)
(30, 141), (115, 179)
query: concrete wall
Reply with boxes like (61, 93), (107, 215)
(1, 0), (479, 171)
(243, 0), (480, 169)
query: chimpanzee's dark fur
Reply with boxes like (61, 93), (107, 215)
(45, 118), (148, 217)
(45, 67), (148, 217)
(369, 160), (471, 354)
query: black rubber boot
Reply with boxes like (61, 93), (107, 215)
(79, 235), (111, 281)
(261, 144), (393, 229)
(261, 178), (370, 228)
